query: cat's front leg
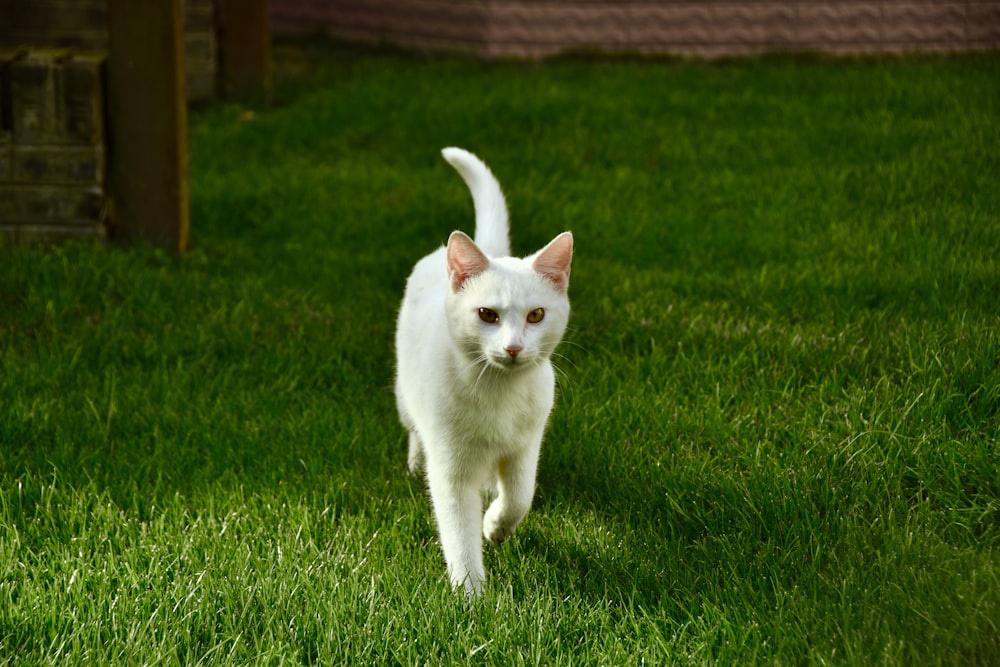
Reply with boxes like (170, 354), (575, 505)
(425, 463), (486, 596)
(483, 439), (541, 545)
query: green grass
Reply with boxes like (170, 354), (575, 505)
(2, 41), (999, 664)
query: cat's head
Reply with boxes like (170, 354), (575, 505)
(445, 231), (573, 371)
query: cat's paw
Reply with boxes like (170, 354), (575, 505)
(450, 565), (486, 598)
(458, 573), (485, 599)
(483, 506), (517, 545)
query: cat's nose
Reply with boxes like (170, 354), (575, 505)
(505, 345), (523, 359)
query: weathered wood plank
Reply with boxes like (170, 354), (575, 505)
(220, 0), (273, 104)
(106, 1), (190, 251)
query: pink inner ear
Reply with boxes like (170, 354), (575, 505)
(533, 232), (573, 293)
(447, 231), (490, 292)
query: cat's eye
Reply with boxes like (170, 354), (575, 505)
(527, 308), (545, 324)
(478, 308), (499, 324)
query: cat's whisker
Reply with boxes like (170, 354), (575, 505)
(550, 359), (573, 387)
(465, 354), (493, 391)
(557, 332), (586, 354)
(551, 350), (577, 370)
(549, 352), (577, 386)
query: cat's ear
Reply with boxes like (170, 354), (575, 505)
(447, 231), (490, 292)
(533, 232), (573, 293)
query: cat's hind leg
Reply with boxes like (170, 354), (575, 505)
(396, 379), (424, 474)
(407, 431), (425, 474)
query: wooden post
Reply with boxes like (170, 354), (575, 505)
(219, 0), (273, 105)
(106, 0), (190, 251)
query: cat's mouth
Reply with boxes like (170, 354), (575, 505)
(487, 353), (531, 370)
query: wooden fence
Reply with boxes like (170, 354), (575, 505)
(0, 0), (216, 100)
(0, 0), (216, 249)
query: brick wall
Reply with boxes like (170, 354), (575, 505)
(0, 51), (107, 243)
(269, 0), (1000, 59)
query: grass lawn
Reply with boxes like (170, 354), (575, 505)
(2, 41), (999, 664)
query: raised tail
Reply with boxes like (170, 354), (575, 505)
(441, 147), (511, 257)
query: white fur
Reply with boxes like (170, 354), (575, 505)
(395, 147), (573, 596)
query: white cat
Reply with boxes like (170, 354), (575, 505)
(394, 147), (573, 596)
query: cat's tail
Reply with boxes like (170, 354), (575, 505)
(441, 147), (511, 257)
